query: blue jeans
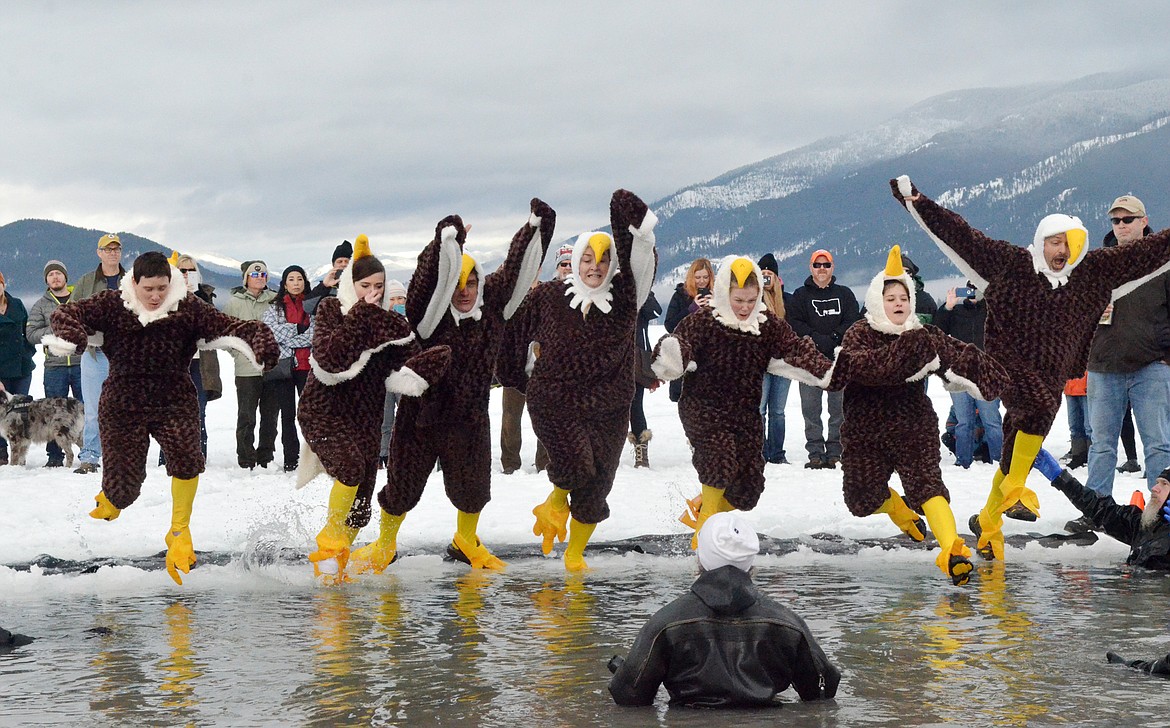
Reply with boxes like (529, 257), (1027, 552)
(1065, 394), (1090, 440)
(760, 373), (791, 462)
(43, 365), (83, 462)
(79, 350), (109, 464)
(950, 392), (1003, 467)
(0, 374), (32, 458)
(1086, 364), (1170, 495)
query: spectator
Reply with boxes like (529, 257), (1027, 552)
(664, 258), (715, 402)
(1086, 195), (1170, 502)
(262, 265), (314, 472)
(224, 260), (278, 469)
(379, 279), (408, 468)
(757, 253), (791, 464)
(553, 242), (574, 281)
(173, 254), (219, 458)
(934, 281), (1004, 469)
(25, 260), (81, 467)
(308, 240), (353, 301)
(0, 269), (36, 465)
(607, 511), (840, 707)
(69, 233), (125, 475)
(787, 249), (860, 469)
(628, 290), (661, 468)
(1062, 373), (1090, 470)
(900, 252), (939, 324)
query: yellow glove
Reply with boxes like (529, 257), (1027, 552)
(90, 492), (121, 521)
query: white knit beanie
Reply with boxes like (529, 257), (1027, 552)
(697, 512), (759, 572)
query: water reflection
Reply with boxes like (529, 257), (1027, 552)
(158, 601), (202, 712)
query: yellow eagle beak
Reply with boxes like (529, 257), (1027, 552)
(459, 254), (477, 289)
(353, 234), (372, 260)
(1065, 228), (1086, 264)
(884, 245), (904, 277)
(168, 251), (180, 265)
(587, 232), (612, 263)
(730, 257), (754, 288)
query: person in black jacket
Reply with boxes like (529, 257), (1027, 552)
(307, 240), (353, 301)
(607, 511), (840, 707)
(1028, 449), (1170, 570)
(900, 253), (938, 324)
(663, 258), (714, 402)
(934, 282), (1003, 469)
(787, 249), (860, 469)
(628, 291), (662, 467)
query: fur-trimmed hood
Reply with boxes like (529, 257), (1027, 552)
(117, 265), (190, 326)
(711, 255), (768, 334)
(1031, 214), (1088, 288)
(563, 231), (619, 314)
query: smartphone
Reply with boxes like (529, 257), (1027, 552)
(955, 287), (974, 299)
(697, 287), (711, 298)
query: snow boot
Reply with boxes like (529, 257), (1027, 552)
(628, 430), (652, 468)
(1064, 436), (1089, 469)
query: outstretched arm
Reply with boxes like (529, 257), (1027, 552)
(609, 189), (658, 310)
(1033, 449), (1143, 546)
(828, 324), (939, 390)
(890, 176), (1022, 289)
(408, 215), (466, 339)
(483, 198), (556, 320)
(927, 327), (1009, 401)
(766, 319), (832, 388)
(1081, 227), (1170, 301)
(46, 293), (116, 355)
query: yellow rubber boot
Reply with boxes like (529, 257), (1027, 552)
(90, 491), (122, 521)
(690, 485), (727, 550)
(994, 432), (1044, 521)
(876, 489), (928, 542)
(349, 509), (405, 575)
(165, 477), (199, 586)
(450, 510), (506, 571)
(533, 487), (570, 555)
(309, 480), (360, 583)
(922, 496), (973, 586)
(564, 518), (597, 571)
(974, 468), (1007, 561)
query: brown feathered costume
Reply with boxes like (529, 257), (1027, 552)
(892, 175), (1170, 560)
(651, 255), (830, 542)
(349, 199), (555, 574)
(829, 246), (1008, 585)
(46, 255), (279, 584)
(496, 189), (658, 570)
(295, 235), (451, 582)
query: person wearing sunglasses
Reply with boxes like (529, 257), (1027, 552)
(1083, 194), (1170, 511)
(787, 249), (860, 470)
(892, 176), (1170, 563)
(223, 260), (278, 470)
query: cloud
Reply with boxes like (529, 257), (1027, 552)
(3, 1), (1169, 269)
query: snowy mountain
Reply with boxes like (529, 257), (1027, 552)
(649, 71), (1170, 297)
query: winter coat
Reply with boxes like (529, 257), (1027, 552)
(223, 286), (278, 376)
(71, 264), (125, 302)
(607, 565), (841, 707)
(932, 298), (987, 349)
(787, 277), (861, 358)
(664, 283), (697, 334)
(26, 288), (77, 368)
(194, 284), (222, 401)
(262, 294), (314, 371)
(636, 291), (661, 353)
(1051, 468), (1170, 569)
(0, 294), (35, 380)
(1087, 226), (1170, 373)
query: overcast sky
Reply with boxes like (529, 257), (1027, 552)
(3, 2), (1170, 271)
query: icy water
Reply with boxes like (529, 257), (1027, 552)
(4, 553), (1170, 727)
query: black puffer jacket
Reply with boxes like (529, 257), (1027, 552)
(607, 565), (840, 707)
(1052, 469), (1170, 569)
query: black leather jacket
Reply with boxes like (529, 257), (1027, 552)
(1053, 469), (1170, 569)
(607, 566), (840, 707)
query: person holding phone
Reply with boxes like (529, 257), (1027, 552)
(664, 258), (715, 402)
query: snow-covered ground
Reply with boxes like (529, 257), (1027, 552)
(0, 328), (1139, 591)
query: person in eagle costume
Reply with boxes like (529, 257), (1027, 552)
(891, 175), (1170, 561)
(348, 199), (557, 574)
(295, 235), (450, 583)
(650, 254), (831, 546)
(496, 189), (657, 570)
(828, 245), (1009, 585)
(46, 251), (279, 585)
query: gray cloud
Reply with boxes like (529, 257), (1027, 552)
(3, 1), (1169, 269)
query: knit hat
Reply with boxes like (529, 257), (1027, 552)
(386, 279), (407, 299)
(757, 253), (779, 275)
(332, 240), (354, 264)
(1158, 468), (1170, 483)
(44, 260), (68, 282)
(241, 260), (268, 283)
(556, 243), (574, 265)
(697, 512), (759, 572)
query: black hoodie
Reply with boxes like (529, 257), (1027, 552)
(607, 565), (840, 707)
(788, 276), (861, 358)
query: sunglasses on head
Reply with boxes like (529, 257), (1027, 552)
(1111, 215), (1143, 225)
(811, 261), (832, 269)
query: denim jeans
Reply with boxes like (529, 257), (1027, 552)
(950, 392), (1003, 467)
(1086, 363), (1170, 495)
(1065, 394), (1090, 440)
(79, 350), (109, 464)
(799, 383), (843, 460)
(43, 365), (83, 462)
(0, 374), (32, 458)
(760, 373), (791, 462)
